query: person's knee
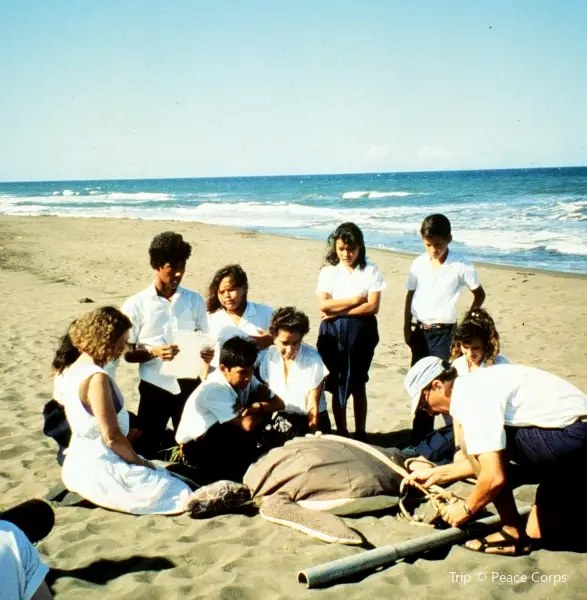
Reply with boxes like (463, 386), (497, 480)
(239, 414), (263, 432)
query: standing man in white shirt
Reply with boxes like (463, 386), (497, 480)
(121, 232), (212, 458)
(404, 357), (587, 555)
(403, 214), (486, 443)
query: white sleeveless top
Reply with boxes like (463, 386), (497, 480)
(59, 361), (191, 515)
(62, 362), (129, 443)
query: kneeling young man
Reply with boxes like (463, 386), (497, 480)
(404, 357), (587, 555)
(176, 336), (284, 483)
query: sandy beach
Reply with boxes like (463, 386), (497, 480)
(1, 214), (586, 599)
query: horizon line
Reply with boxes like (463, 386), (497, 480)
(1, 164), (586, 185)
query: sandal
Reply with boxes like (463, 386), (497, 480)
(464, 527), (532, 556)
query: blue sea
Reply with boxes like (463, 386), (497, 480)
(1, 167), (587, 274)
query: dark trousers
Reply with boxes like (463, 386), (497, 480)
(182, 420), (263, 485)
(180, 411), (333, 485)
(505, 421), (587, 519)
(136, 378), (201, 459)
(505, 421), (587, 475)
(409, 324), (454, 443)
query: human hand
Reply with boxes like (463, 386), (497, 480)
(249, 329), (274, 350)
(243, 402), (265, 416)
(439, 500), (470, 527)
(151, 344), (180, 361)
(353, 294), (368, 306)
(406, 467), (443, 489)
(307, 417), (319, 434)
(320, 311), (335, 322)
(200, 347), (215, 364)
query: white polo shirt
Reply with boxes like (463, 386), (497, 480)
(0, 520), (49, 600)
(406, 251), (480, 324)
(449, 364), (587, 456)
(316, 260), (386, 299)
(207, 301), (274, 368)
(175, 369), (265, 443)
(120, 283), (208, 394)
(258, 344), (328, 415)
(452, 354), (509, 377)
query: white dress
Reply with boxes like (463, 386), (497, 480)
(60, 362), (192, 515)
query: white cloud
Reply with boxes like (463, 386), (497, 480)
(365, 145), (389, 161)
(416, 145), (453, 159)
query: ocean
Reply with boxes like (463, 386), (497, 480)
(1, 167), (586, 274)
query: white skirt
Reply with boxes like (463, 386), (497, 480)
(62, 440), (191, 515)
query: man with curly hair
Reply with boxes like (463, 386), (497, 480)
(121, 232), (212, 458)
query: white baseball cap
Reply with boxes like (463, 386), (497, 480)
(404, 356), (446, 415)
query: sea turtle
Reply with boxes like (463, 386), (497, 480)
(186, 434), (417, 545)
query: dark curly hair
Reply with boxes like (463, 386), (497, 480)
(206, 264), (249, 313)
(52, 319), (81, 374)
(268, 307), (310, 338)
(324, 222), (367, 269)
(149, 232), (192, 269)
(450, 308), (500, 365)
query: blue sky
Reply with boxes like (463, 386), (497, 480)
(1, 1), (586, 181)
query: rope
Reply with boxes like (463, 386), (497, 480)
(318, 434), (465, 527)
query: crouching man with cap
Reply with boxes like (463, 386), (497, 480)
(404, 356), (587, 555)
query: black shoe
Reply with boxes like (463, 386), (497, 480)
(353, 431), (367, 443)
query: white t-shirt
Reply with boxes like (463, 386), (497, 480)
(316, 261), (386, 299)
(120, 283), (208, 394)
(0, 521), (49, 600)
(452, 354), (509, 377)
(450, 364), (587, 456)
(175, 368), (266, 443)
(406, 251), (480, 324)
(258, 344), (328, 414)
(207, 301), (274, 368)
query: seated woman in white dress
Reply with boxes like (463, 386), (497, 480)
(205, 264), (274, 373)
(54, 306), (193, 515)
(258, 307), (332, 434)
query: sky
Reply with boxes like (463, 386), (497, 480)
(1, 1), (586, 181)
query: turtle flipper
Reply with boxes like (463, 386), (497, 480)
(260, 493), (362, 545)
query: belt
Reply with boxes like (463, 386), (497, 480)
(415, 321), (455, 330)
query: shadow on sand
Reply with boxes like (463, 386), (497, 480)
(47, 555), (175, 588)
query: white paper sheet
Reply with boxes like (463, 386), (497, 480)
(159, 330), (215, 379)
